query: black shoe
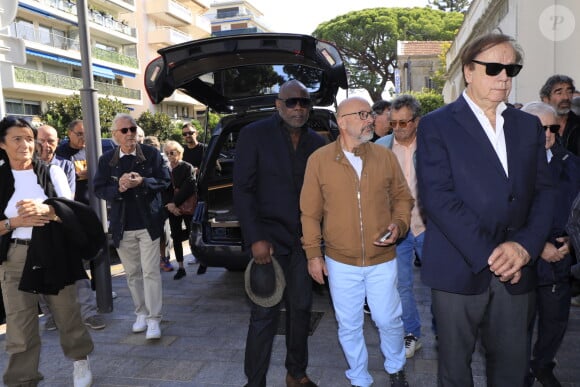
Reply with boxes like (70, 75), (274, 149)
(197, 264), (207, 275)
(173, 268), (186, 280)
(363, 299), (370, 314)
(534, 366), (562, 387)
(413, 257), (422, 267)
(389, 370), (409, 387)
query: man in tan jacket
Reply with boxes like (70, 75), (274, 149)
(300, 96), (414, 387)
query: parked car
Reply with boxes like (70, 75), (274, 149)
(145, 33), (348, 271)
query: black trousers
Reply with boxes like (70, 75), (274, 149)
(244, 245), (313, 387)
(432, 276), (534, 387)
(529, 281), (571, 373)
(167, 214), (192, 263)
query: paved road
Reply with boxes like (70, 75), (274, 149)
(0, 244), (579, 386)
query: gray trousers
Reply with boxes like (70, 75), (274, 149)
(0, 243), (93, 386)
(432, 276), (534, 387)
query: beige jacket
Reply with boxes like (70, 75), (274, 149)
(300, 138), (414, 266)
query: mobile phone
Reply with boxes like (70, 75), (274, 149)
(379, 231), (392, 243)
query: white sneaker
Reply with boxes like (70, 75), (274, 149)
(186, 255), (197, 265)
(404, 333), (422, 358)
(73, 358), (92, 387)
(146, 320), (161, 340)
(572, 295), (580, 307)
(132, 314), (147, 333)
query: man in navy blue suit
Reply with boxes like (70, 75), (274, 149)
(234, 80), (324, 387)
(416, 33), (555, 386)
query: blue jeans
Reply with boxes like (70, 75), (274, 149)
(396, 231), (423, 338)
(326, 256), (405, 387)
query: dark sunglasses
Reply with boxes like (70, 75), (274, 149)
(542, 124), (560, 134)
(471, 60), (523, 77)
(389, 118), (416, 129)
(182, 131), (196, 136)
(277, 97), (312, 108)
(118, 126), (137, 134)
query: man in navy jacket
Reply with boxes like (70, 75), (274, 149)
(234, 80), (325, 387)
(417, 34), (555, 386)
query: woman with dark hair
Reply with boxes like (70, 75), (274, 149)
(163, 140), (196, 280)
(0, 117), (94, 386)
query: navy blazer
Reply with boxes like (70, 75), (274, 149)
(416, 95), (555, 295)
(233, 113), (326, 255)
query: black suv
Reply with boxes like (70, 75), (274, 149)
(145, 33), (348, 271)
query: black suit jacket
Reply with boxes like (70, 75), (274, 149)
(233, 113), (325, 255)
(416, 95), (555, 295)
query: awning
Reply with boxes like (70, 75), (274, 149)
(26, 49), (116, 79)
(93, 65), (115, 79)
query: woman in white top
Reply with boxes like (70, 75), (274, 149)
(0, 117), (93, 387)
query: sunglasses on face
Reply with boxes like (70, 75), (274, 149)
(543, 124), (560, 134)
(341, 111), (376, 120)
(277, 97), (312, 109)
(165, 150), (178, 156)
(182, 131), (196, 136)
(118, 126), (137, 134)
(389, 118), (416, 129)
(471, 60), (523, 77)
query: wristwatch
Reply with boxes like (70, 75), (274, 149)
(4, 218), (12, 232)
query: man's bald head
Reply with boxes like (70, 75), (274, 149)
(36, 125), (60, 162)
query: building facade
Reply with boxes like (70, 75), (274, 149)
(443, 0), (580, 104)
(396, 40), (450, 94)
(2, 0), (211, 126)
(205, 0), (270, 37)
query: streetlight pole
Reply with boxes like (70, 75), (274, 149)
(76, 0), (113, 313)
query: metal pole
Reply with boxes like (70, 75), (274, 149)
(77, 0), (112, 313)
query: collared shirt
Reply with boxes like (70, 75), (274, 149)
(119, 149), (137, 158)
(392, 137), (425, 236)
(546, 148), (553, 163)
(463, 90), (509, 177)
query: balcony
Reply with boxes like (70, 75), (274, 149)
(212, 27), (259, 37)
(11, 24), (139, 69)
(90, 0), (135, 12)
(14, 67), (141, 100)
(93, 47), (138, 69)
(88, 9), (136, 38)
(146, 0), (192, 26)
(148, 26), (192, 47)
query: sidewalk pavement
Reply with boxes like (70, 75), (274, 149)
(0, 243), (579, 386)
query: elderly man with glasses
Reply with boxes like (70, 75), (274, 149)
(416, 33), (555, 386)
(376, 94), (424, 359)
(56, 119), (90, 204)
(93, 113), (170, 340)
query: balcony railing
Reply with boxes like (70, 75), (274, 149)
(11, 24), (139, 69)
(14, 67), (141, 100)
(92, 47), (138, 68)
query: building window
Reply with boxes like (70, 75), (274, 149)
(231, 23), (247, 29)
(217, 7), (239, 19)
(11, 19), (35, 41)
(6, 99), (41, 116)
(212, 26), (222, 32)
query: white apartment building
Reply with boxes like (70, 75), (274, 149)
(2, 0), (211, 125)
(205, 0), (270, 37)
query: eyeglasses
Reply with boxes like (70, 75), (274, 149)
(71, 131), (85, 137)
(182, 131), (196, 136)
(389, 118), (416, 129)
(542, 124), (560, 133)
(117, 126), (137, 134)
(277, 97), (312, 108)
(471, 60), (523, 77)
(341, 111), (376, 120)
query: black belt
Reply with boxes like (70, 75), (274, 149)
(10, 239), (31, 246)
